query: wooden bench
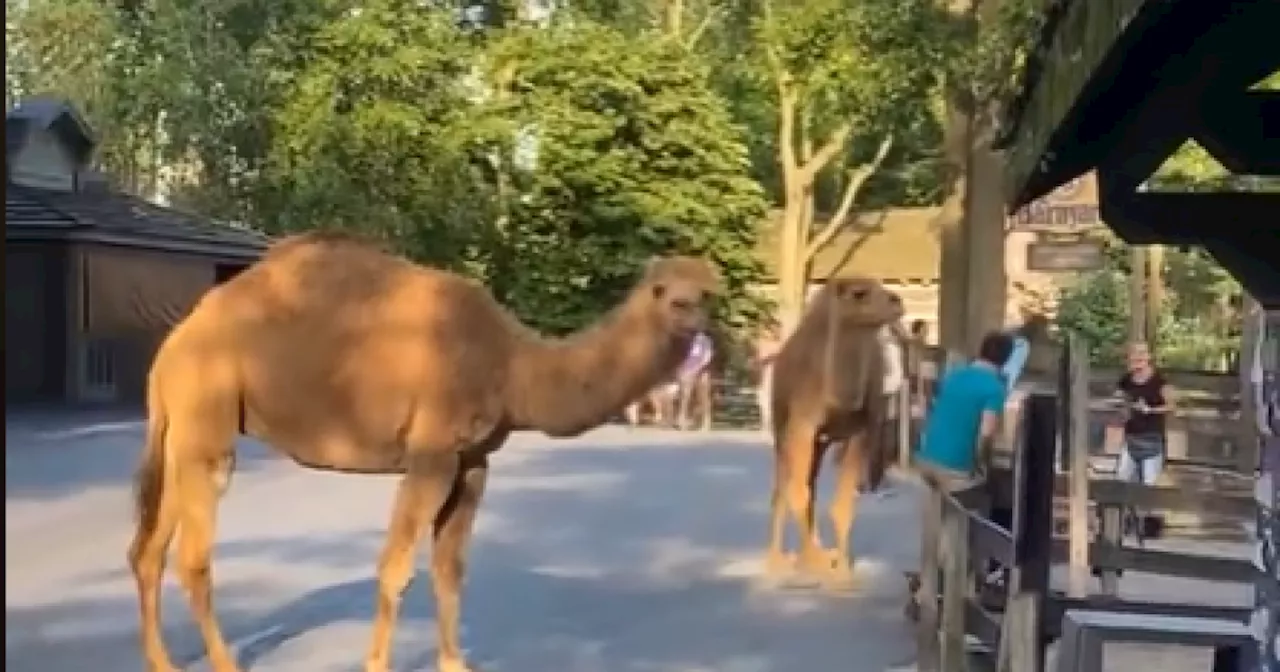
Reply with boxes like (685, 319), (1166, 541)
(1054, 609), (1256, 672)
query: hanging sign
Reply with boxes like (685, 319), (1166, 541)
(1025, 238), (1105, 272)
(1008, 173), (1102, 232)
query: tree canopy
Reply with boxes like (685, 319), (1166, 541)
(10, 0), (1252, 368)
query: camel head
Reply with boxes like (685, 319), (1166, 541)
(636, 256), (720, 338)
(826, 276), (902, 328)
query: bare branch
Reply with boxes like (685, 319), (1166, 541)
(803, 135), (894, 263)
(799, 121), (854, 183)
(685, 7), (720, 48)
(828, 210), (890, 276)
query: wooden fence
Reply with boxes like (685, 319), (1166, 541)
(915, 334), (1259, 672)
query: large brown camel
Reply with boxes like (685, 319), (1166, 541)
(126, 232), (718, 672)
(765, 277), (903, 583)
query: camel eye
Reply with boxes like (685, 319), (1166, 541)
(851, 289), (868, 300)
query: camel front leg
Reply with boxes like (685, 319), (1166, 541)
(765, 442), (791, 575)
(780, 424), (826, 576)
(430, 454), (491, 672)
(827, 430), (866, 582)
(365, 452), (460, 672)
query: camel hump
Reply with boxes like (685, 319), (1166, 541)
(642, 255), (720, 292)
(267, 230), (388, 255)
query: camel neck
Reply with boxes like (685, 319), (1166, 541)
(506, 304), (685, 437)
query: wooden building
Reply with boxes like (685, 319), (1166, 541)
(756, 203), (1090, 342)
(4, 97), (267, 405)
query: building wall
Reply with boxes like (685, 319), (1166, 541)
(4, 242), (69, 403)
(69, 243), (219, 404)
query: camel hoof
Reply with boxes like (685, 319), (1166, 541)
(796, 549), (834, 577)
(438, 655), (478, 672)
(820, 555), (859, 590)
(764, 551), (796, 576)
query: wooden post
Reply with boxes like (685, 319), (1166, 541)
(996, 591), (1040, 672)
(1098, 504), (1122, 596)
(917, 484), (944, 672)
(1067, 333), (1092, 597)
(939, 502), (971, 671)
(1001, 392), (1055, 672)
(898, 384), (913, 469)
(1238, 296), (1263, 474)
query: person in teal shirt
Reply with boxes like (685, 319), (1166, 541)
(906, 331), (1014, 621)
(916, 331), (1015, 478)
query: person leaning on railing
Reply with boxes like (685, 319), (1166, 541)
(906, 331), (1015, 616)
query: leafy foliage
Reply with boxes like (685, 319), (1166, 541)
(1056, 236), (1242, 371)
(484, 24), (771, 332)
(263, 4), (769, 334)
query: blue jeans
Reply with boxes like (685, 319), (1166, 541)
(1118, 434), (1165, 486)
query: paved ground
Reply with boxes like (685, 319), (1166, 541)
(5, 410), (1255, 672)
(6, 412), (923, 672)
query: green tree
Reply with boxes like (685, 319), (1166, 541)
(266, 4), (769, 333)
(934, 0), (1041, 352)
(743, 0), (942, 329)
(4, 0), (162, 193)
(1057, 236), (1243, 371)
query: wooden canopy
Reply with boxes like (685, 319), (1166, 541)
(1000, 0), (1280, 306)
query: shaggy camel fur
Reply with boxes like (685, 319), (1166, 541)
(126, 232), (718, 672)
(765, 277), (903, 583)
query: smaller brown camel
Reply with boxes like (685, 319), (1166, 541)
(766, 277), (903, 582)
(126, 232), (718, 672)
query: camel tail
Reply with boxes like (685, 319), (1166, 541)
(133, 384), (169, 539)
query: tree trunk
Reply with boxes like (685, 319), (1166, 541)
(660, 0), (683, 36)
(776, 191), (809, 334)
(963, 134), (1008, 349)
(1145, 244), (1164, 346)
(936, 91), (972, 356)
(1128, 245), (1148, 343)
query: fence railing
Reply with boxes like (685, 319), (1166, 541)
(915, 332), (1259, 672)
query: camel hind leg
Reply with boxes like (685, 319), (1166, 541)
(775, 421), (827, 576)
(172, 436), (241, 672)
(827, 430), (868, 583)
(128, 452), (181, 672)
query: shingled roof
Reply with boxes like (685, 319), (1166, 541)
(5, 97), (268, 260)
(5, 183), (268, 260)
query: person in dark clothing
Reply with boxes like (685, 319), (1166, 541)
(1114, 340), (1174, 542)
(1116, 341), (1174, 486)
